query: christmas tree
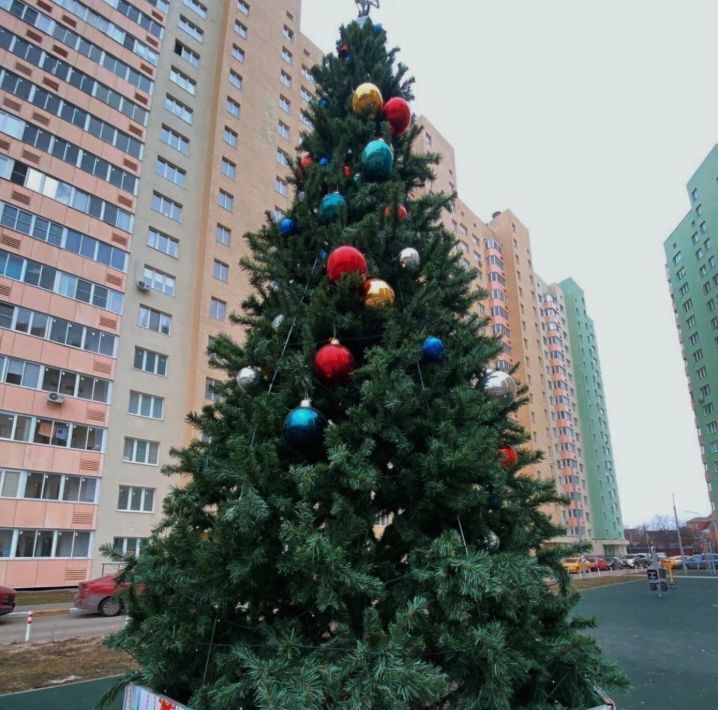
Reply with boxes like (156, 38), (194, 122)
(105, 15), (627, 710)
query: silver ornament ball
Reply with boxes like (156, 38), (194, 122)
(485, 530), (500, 551)
(236, 366), (262, 392)
(272, 314), (285, 331)
(482, 370), (517, 408)
(399, 247), (420, 271)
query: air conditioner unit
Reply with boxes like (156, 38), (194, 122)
(136, 279), (151, 291)
(47, 392), (65, 404)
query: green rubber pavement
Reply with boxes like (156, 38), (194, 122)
(0, 675), (122, 710)
(577, 577), (718, 709)
(1, 578), (716, 709)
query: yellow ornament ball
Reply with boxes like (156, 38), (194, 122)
(352, 82), (383, 118)
(363, 279), (395, 309)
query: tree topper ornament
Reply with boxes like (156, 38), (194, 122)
(355, 0), (380, 17)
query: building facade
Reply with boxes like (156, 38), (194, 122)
(664, 145), (718, 516)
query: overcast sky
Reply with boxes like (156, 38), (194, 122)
(301, 0), (718, 526)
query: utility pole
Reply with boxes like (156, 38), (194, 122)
(672, 494), (688, 576)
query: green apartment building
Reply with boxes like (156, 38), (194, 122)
(664, 146), (718, 515)
(559, 279), (625, 549)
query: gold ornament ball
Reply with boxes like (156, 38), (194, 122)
(363, 279), (395, 309)
(352, 82), (383, 118)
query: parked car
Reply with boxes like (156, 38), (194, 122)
(0, 585), (16, 616)
(663, 555), (689, 570)
(587, 557), (610, 572)
(75, 573), (126, 617)
(685, 553), (718, 570)
(604, 556), (627, 570)
(620, 554), (650, 569)
(562, 557), (589, 574)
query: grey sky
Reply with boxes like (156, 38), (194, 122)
(301, 0), (717, 526)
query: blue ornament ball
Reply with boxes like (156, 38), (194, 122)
(374, 23), (383, 34)
(319, 98), (329, 107)
(279, 217), (296, 237)
(283, 399), (328, 451)
(318, 248), (328, 262)
(318, 192), (346, 224)
(422, 336), (445, 362)
(319, 157), (330, 167)
(361, 139), (393, 181)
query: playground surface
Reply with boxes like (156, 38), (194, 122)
(0, 576), (715, 709)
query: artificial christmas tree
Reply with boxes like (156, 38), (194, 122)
(104, 15), (626, 710)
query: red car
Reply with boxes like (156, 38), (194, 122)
(587, 557), (609, 572)
(75, 573), (126, 617)
(0, 585), (16, 616)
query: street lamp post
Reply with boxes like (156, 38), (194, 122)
(672, 494), (688, 576)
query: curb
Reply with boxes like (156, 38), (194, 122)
(8, 608), (80, 619)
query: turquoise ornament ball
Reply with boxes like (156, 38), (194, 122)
(318, 192), (346, 224)
(361, 139), (393, 181)
(283, 399), (328, 451)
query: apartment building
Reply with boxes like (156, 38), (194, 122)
(0, 0), (321, 587)
(665, 145), (718, 516)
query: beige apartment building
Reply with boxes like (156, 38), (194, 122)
(0, 0), (622, 589)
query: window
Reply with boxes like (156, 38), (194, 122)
(175, 40), (200, 67)
(686, 315), (696, 328)
(700, 384), (711, 398)
(179, 15), (204, 42)
(235, 21), (248, 38)
(7, 529), (90, 558)
(301, 86), (312, 102)
(683, 298), (693, 313)
(0, 410), (104, 451)
(147, 228), (179, 258)
(221, 158), (236, 179)
(123, 437), (160, 465)
(696, 248), (704, 260)
(218, 190), (234, 211)
(691, 188), (699, 201)
(301, 65), (314, 83)
(165, 95), (193, 124)
(708, 421), (718, 434)
(0, 301), (116, 356)
(156, 158), (186, 187)
(679, 283), (690, 296)
(1, 470), (96, 503)
(277, 121), (290, 139)
(138, 305), (172, 335)
(183, 0), (207, 18)
(278, 95), (291, 113)
(0, 202), (128, 272)
(170, 66), (197, 95)
(118, 484), (156, 512)
(237, 0), (250, 14)
(133, 347), (167, 376)
(693, 348), (704, 363)
(697, 367), (708, 380)
(689, 332), (701, 345)
(129, 391), (164, 420)
(143, 266), (175, 296)
(161, 125), (189, 155)
(216, 224), (231, 246)
(281, 47), (293, 64)
(152, 192), (183, 222)
(213, 260), (229, 282)
(210, 298), (226, 321)
(676, 267), (686, 280)
(226, 97), (241, 117)
(700, 221), (708, 234)
(113, 537), (146, 556)
(232, 45), (245, 63)
(0, 249), (123, 314)
(283, 25), (294, 41)
(205, 377), (219, 401)
(275, 177), (288, 196)
(673, 251), (683, 264)
(276, 149), (290, 167)
(224, 127), (238, 147)
(280, 71), (292, 88)
(229, 70), (243, 89)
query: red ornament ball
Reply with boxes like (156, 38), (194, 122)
(343, 164), (352, 178)
(327, 245), (367, 283)
(298, 154), (314, 178)
(383, 204), (408, 221)
(499, 444), (518, 468)
(314, 339), (354, 385)
(383, 97), (411, 136)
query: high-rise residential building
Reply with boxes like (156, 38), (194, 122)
(416, 118), (624, 553)
(0, 1), (624, 589)
(0, 0), (321, 587)
(665, 145), (718, 516)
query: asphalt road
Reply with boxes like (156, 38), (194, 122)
(0, 612), (125, 645)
